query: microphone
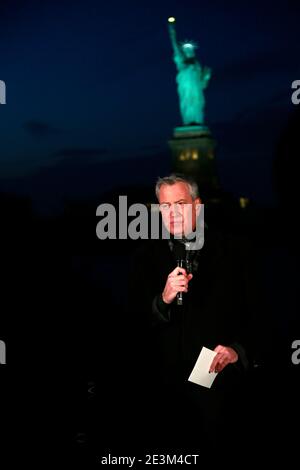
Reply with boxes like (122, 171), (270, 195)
(174, 242), (187, 306)
(176, 259), (185, 305)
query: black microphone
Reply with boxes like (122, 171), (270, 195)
(174, 242), (187, 306)
(176, 258), (185, 305)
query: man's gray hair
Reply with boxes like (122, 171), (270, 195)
(155, 173), (199, 200)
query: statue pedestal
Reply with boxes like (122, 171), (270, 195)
(168, 125), (219, 195)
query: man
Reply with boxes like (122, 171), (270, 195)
(129, 174), (255, 448)
(156, 175), (239, 374)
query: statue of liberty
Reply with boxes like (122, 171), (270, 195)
(168, 17), (211, 126)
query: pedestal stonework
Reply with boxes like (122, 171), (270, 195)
(168, 125), (219, 193)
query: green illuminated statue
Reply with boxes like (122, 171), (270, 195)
(168, 17), (211, 125)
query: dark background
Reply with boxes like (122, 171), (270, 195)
(0, 0), (299, 464)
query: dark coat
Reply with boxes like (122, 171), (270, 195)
(126, 229), (267, 447)
(129, 229), (262, 388)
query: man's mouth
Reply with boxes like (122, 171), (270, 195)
(170, 219), (182, 225)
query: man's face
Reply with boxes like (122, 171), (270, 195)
(158, 182), (201, 237)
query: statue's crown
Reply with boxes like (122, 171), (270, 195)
(181, 40), (198, 49)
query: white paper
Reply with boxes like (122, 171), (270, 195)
(188, 346), (218, 388)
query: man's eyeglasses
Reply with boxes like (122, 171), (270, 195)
(159, 202), (187, 212)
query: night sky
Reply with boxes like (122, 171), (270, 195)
(1, 0), (299, 212)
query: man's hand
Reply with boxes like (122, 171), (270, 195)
(209, 345), (238, 373)
(162, 266), (193, 305)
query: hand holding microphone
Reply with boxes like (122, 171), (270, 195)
(162, 265), (193, 305)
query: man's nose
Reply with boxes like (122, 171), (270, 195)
(170, 204), (176, 216)
(170, 203), (180, 217)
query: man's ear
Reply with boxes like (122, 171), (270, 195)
(195, 197), (202, 216)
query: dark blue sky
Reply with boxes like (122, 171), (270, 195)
(0, 0), (299, 211)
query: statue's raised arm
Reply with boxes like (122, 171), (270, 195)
(168, 18), (184, 64)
